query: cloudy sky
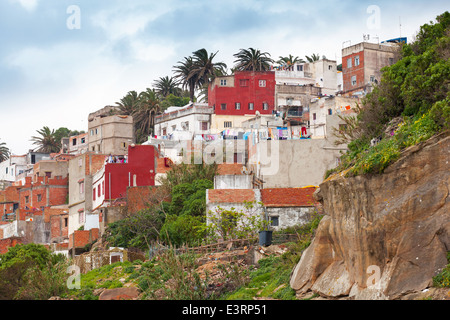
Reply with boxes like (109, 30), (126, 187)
(0, 0), (448, 154)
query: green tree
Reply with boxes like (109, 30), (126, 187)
(0, 244), (67, 300)
(115, 90), (141, 116)
(0, 141), (10, 162)
(153, 76), (181, 99)
(134, 88), (161, 143)
(277, 54), (305, 68)
(305, 53), (321, 62)
(233, 48), (274, 72)
(173, 56), (198, 103)
(30, 126), (60, 153)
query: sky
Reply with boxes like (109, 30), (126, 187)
(0, 0), (448, 155)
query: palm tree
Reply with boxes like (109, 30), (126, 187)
(30, 126), (60, 153)
(305, 53), (321, 62)
(190, 48), (228, 103)
(233, 48), (274, 72)
(277, 55), (305, 70)
(190, 48), (227, 87)
(0, 141), (10, 162)
(115, 90), (140, 116)
(133, 88), (161, 143)
(153, 76), (181, 98)
(173, 56), (198, 103)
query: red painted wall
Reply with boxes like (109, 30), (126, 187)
(342, 51), (365, 93)
(208, 71), (276, 116)
(104, 145), (156, 200)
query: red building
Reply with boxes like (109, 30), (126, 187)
(208, 71), (276, 116)
(100, 145), (157, 202)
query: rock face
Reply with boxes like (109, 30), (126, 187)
(290, 133), (450, 300)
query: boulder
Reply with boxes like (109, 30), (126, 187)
(291, 133), (450, 299)
(98, 287), (141, 300)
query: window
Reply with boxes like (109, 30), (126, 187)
(270, 216), (279, 227)
(79, 211), (84, 224)
(64, 218), (68, 228)
(122, 142), (127, 148)
(313, 113), (317, 121)
(351, 75), (357, 86)
(98, 184), (101, 197)
(259, 80), (266, 87)
(102, 181), (105, 195)
(45, 172), (51, 178)
(239, 79), (249, 87)
(248, 103), (254, 110)
(224, 121), (232, 128)
(370, 75), (376, 83)
(93, 187), (96, 201)
(389, 58), (394, 65)
(81, 137), (85, 144)
(235, 102), (241, 110)
(221, 103), (227, 110)
(220, 79), (227, 86)
(262, 103), (269, 110)
(297, 65), (303, 71)
(347, 58), (352, 68)
(79, 181), (84, 194)
(5, 168), (7, 174)
(355, 56), (360, 66)
(37, 194), (42, 202)
(90, 129), (94, 136)
(328, 65), (333, 70)
(25, 196), (29, 204)
(72, 138), (77, 146)
(201, 121), (208, 131)
(328, 108), (333, 115)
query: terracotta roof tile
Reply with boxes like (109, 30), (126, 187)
(208, 189), (255, 204)
(261, 187), (318, 207)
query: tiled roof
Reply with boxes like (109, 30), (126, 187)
(207, 189), (255, 203)
(261, 187), (317, 207)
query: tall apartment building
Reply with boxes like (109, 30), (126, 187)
(87, 107), (134, 156)
(342, 41), (402, 95)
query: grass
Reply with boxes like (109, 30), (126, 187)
(327, 110), (441, 179)
(432, 252), (450, 288)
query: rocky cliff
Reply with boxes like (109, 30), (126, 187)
(290, 133), (450, 300)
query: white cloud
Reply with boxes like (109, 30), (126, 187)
(10, 0), (39, 12)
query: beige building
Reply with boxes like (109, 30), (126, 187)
(88, 107), (134, 156)
(67, 152), (105, 239)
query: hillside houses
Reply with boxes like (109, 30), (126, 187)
(0, 39), (403, 257)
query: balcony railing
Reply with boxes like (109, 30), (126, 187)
(155, 105), (213, 124)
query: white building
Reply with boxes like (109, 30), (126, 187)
(154, 103), (214, 139)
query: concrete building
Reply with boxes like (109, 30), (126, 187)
(209, 71), (276, 116)
(309, 95), (361, 138)
(206, 187), (319, 231)
(342, 41), (402, 96)
(68, 152), (106, 238)
(246, 112), (349, 189)
(61, 132), (89, 155)
(154, 103), (213, 139)
(87, 108), (134, 155)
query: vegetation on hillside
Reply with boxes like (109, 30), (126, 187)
(0, 244), (68, 300)
(328, 12), (450, 178)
